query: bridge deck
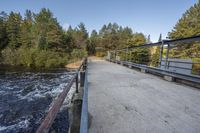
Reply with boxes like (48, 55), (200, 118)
(88, 60), (200, 133)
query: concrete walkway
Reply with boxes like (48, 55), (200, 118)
(88, 60), (200, 133)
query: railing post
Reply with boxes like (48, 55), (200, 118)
(165, 44), (170, 69)
(114, 50), (116, 62)
(83, 58), (87, 71)
(80, 71), (85, 87)
(126, 47), (128, 62)
(159, 40), (164, 67)
(76, 74), (79, 93)
(80, 59), (87, 87)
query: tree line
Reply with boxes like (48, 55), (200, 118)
(0, 8), (150, 69)
(0, 0), (200, 70)
(0, 9), (89, 68)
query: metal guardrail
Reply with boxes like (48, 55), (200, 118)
(109, 59), (200, 85)
(112, 35), (200, 51)
(109, 36), (200, 75)
(80, 65), (88, 133)
(108, 35), (200, 86)
(36, 58), (88, 133)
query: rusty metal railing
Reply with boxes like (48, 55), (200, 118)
(36, 58), (87, 133)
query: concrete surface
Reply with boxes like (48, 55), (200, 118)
(88, 60), (200, 133)
(164, 75), (175, 82)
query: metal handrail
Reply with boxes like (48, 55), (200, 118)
(110, 35), (200, 52)
(80, 65), (88, 133)
(36, 58), (87, 133)
(108, 35), (200, 85)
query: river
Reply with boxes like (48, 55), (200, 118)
(0, 69), (75, 133)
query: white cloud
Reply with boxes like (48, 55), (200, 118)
(62, 23), (69, 31)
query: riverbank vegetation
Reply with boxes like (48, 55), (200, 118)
(0, 0), (200, 70)
(0, 9), (88, 69)
(0, 8), (150, 69)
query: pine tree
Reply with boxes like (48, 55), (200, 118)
(34, 8), (64, 51)
(6, 12), (21, 49)
(168, 1), (200, 74)
(128, 33), (150, 64)
(147, 35), (151, 44)
(46, 22), (64, 51)
(87, 30), (97, 55)
(168, 1), (200, 58)
(38, 33), (47, 50)
(64, 26), (76, 53)
(19, 10), (33, 48)
(73, 22), (88, 49)
(119, 27), (133, 48)
(0, 11), (8, 50)
(151, 34), (162, 67)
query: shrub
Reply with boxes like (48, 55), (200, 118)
(18, 48), (35, 67)
(0, 47), (69, 69)
(96, 51), (105, 57)
(71, 49), (87, 61)
(34, 50), (47, 68)
(192, 58), (200, 75)
(1, 48), (20, 66)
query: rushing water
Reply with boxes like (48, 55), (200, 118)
(0, 69), (76, 133)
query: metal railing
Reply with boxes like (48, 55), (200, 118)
(36, 58), (88, 133)
(115, 60), (200, 84)
(107, 35), (200, 86)
(80, 64), (88, 133)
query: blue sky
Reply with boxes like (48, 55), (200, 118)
(0, 0), (198, 42)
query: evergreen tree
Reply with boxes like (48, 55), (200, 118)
(168, 1), (200, 74)
(128, 33), (150, 64)
(19, 10), (33, 48)
(119, 27), (133, 48)
(74, 22), (88, 49)
(147, 35), (151, 44)
(168, 0), (200, 58)
(46, 22), (64, 51)
(6, 12), (21, 49)
(63, 26), (76, 53)
(87, 30), (97, 55)
(98, 23), (121, 50)
(34, 8), (63, 51)
(151, 34), (162, 67)
(38, 33), (47, 50)
(0, 11), (8, 50)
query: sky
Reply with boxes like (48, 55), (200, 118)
(0, 0), (198, 42)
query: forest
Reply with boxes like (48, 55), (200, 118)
(0, 0), (199, 69)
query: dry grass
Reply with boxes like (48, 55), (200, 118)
(65, 60), (82, 70)
(88, 56), (104, 60)
(65, 56), (104, 70)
